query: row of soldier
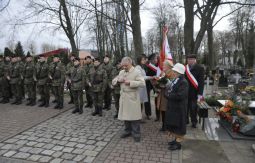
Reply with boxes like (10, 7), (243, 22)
(0, 54), (118, 117)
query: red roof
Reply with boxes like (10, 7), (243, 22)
(38, 48), (69, 57)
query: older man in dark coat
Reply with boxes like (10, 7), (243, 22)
(165, 63), (188, 151)
(185, 54), (205, 128)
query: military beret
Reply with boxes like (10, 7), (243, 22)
(186, 54), (197, 59)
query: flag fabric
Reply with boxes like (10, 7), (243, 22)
(157, 26), (173, 76)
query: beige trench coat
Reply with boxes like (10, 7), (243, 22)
(112, 66), (145, 121)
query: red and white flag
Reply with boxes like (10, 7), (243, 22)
(157, 26), (173, 76)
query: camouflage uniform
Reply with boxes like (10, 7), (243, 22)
(24, 61), (36, 106)
(36, 61), (50, 107)
(9, 61), (23, 104)
(18, 60), (25, 99)
(83, 63), (93, 107)
(0, 59), (11, 103)
(51, 61), (65, 109)
(111, 66), (121, 118)
(87, 64), (108, 116)
(0, 58), (4, 100)
(66, 61), (74, 103)
(70, 64), (84, 114)
(49, 62), (57, 102)
(102, 62), (113, 110)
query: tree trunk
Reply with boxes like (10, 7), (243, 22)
(59, 0), (77, 55)
(207, 22), (215, 69)
(183, 0), (194, 56)
(130, 0), (143, 56)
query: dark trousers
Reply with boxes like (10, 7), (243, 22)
(72, 90), (83, 111)
(124, 120), (141, 138)
(144, 85), (152, 116)
(11, 83), (22, 102)
(187, 99), (198, 125)
(25, 83), (36, 101)
(85, 86), (93, 106)
(53, 86), (64, 107)
(38, 85), (50, 103)
(67, 82), (73, 102)
(1, 78), (11, 100)
(113, 93), (120, 114)
(103, 85), (112, 108)
(93, 92), (103, 114)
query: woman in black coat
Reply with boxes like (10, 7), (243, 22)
(165, 63), (189, 150)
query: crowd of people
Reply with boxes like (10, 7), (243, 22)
(0, 52), (205, 150)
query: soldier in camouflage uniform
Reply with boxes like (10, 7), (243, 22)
(49, 55), (65, 109)
(83, 56), (93, 108)
(49, 61), (57, 103)
(69, 57), (84, 114)
(102, 55), (113, 110)
(87, 57), (108, 116)
(0, 55), (4, 100)
(66, 54), (75, 104)
(8, 56), (23, 105)
(36, 56), (50, 107)
(17, 56), (25, 99)
(0, 56), (12, 103)
(111, 60), (122, 118)
(23, 53), (36, 106)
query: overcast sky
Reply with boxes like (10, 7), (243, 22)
(0, 0), (231, 54)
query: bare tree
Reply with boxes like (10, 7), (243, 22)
(0, 0), (10, 12)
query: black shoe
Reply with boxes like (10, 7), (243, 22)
(38, 98), (43, 102)
(15, 101), (22, 105)
(52, 100), (57, 103)
(192, 124), (197, 128)
(54, 105), (60, 109)
(0, 99), (5, 103)
(30, 101), (36, 106)
(113, 114), (118, 119)
(168, 143), (181, 150)
(79, 110), (83, 114)
(168, 140), (177, 146)
(91, 112), (98, 116)
(99, 112), (102, 117)
(120, 133), (131, 138)
(68, 100), (74, 104)
(2, 99), (9, 104)
(26, 101), (32, 106)
(11, 101), (18, 104)
(59, 106), (63, 109)
(72, 109), (79, 114)
(134, 137), (141, 142)
(39, 102), (45, 107)
(44, 102), (49, 107)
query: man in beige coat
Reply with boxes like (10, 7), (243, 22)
(112, 57), (145, 142)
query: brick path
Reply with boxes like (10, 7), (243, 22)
(0, 100), (73, 142)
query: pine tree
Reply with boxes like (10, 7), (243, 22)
(4, 47), (14, 57)
(14, 41), (25, 57)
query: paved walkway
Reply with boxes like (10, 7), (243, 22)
(0, 100), (72, 142)
(0, 98), (254, 163)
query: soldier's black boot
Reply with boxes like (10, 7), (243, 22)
(0, 99), (5, 103)
(72, 108), (79, 114)
(52, 99), (57, 103)
(54, 104), (60, 109)
(92, 107), (98, 116)
(44, 101), (49, 107)
(30, 100), (36, 106)
(59, 102), (63, 109)
(26, 100), (32, 106)
(15, 99), (22, 105)
(2, 98), (9, 104)
(79, 106), (83, 114)
(11, 100), (18, 105)
(39, 100), (46, 107)
(98, 107), (103, 117)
